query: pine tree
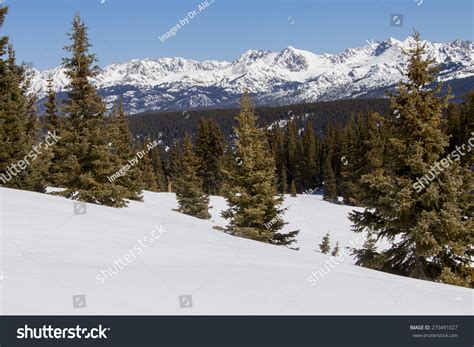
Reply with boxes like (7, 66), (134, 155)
(0, 8), (46, 192)
(286, 121), (301, 192)
(290, 179), (297, 197)
(301, 120), (318, 191)
(44, 77), (59, 132)
(43, 76), (64, 187)
(221, 93), (298, 246)
(149, 142), (166, 191)
(322, 125), (337, 201)
(331, 241), (340, 257)
(173, 134), (211, 219)
(267, 126), (288, 194)
(352, 234), (382, 269)
(53, 14), (128, 207)
(319, 232), (330, 254)
(195, 119), (225, 195)
(350, 32), (472, 286)
(110, 101), (143, 200)
(137, 138), (159, 192)
(166, 139), (183, 192)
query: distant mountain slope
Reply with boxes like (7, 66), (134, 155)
(30, 37), (473, 113)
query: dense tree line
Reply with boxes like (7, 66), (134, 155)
(128, 98), (391, 145)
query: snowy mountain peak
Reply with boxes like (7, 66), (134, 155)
(29, 37), (474, 113)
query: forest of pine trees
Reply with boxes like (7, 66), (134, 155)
(0, 6), (472, 286)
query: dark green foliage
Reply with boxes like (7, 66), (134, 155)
(53, 14), (128, 207)
(319, 232), (330, 254)
(110, 101), (143, 200)
(350, 32), (472, 287)
(351, 235), (383, 269)
(285, 121), (302, 192)
(331, 241), (340, 257)
(290, 179), (297, 197)
(0, 7), (46, 192)
(149, 142), (167, 192)
(195, 119), (225, 195)
(301, 120), (319, 190)
(322, 126), (337, 201)
(173, 135), (211, 219)
(137, 139), (159, 192)
(221, 93), (298, 246)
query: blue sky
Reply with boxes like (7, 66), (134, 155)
(2, 0), (472, 70)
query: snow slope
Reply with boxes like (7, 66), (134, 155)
(0, 188), (471, 315)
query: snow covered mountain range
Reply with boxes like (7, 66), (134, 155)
(29, 37), (474, 113)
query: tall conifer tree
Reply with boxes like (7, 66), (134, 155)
(54, 14), (128, 206)
(173, 134), (211, 219)
(350, 33), (472, 287)
(221, 93), (298, 246)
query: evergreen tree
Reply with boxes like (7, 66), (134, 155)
(352, 234), (382, 269)
(44, 77), (60, 133)
(0, 8), (46, 192)
(331, 241), (340, 257)
(43, 76), (63, 187)
(322, 126), (337, 201)
(267, 126), (288, 193)
(149, 142), (166, 191)
(319, 232), (331, 254)
(290, 179), (297, 197)
(350, 32), (472, 286)
(195, 119), (225, 195)
(137, 138), (159, 192)
(110, 101), (143, 200)
(301, 120), (318, 191)
(53, 14), (128, 207)
(166, 139), (183, 192)
(221, 93), (298, 246)
(173, 134), (211, 219)
(286, 121), (302, 192)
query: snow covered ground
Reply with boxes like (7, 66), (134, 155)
(0, 187), (471, 315)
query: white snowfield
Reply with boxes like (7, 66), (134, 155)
(0, 187), (471, 315)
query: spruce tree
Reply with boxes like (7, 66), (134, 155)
(54, 14), (128, 207)
(173, 134), (211, 219)
(0, 8), (46, 192)
(319, 232), (330, 254)
(195, 119), (225, 195)
(267, 126), (288, 194)
(137, 139), (159, 192)
(301, 120), (318, 191)
(352, 234), (382, 269)
(221, 93), (298, 246)
(350, 32), (472, 286)
(167, 139), (183, 192)
(286, 121), (302, 192)
(322, 126), (337, 201)
(43, 77), (63, 187)
(290, 179), (297, 197)
(149, 142), (167, 191)
(331, 241), (340, 257)
(110, 101), (143, 200)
